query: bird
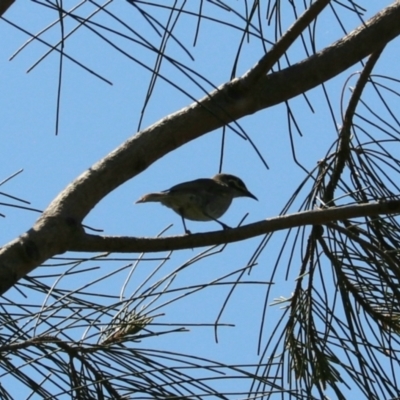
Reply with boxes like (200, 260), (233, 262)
(135, 173), (257, 234)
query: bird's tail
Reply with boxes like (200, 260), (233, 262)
(135, 192), (166, 203)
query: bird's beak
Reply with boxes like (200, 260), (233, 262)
(246, 191), (258, 201)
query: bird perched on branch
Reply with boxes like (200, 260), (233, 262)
(136, 173), (257, 234)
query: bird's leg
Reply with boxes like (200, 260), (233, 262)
(216, 220), (231, 230)
(180, 214), (191, 235)
(204, 212), (231, 230)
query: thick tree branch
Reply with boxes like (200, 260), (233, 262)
(69, 201), (400, 253)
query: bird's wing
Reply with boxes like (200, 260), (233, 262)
(166, 178), (215, 194)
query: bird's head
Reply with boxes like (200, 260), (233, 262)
(212, 173), (258, 200)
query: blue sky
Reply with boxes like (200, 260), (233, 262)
(0, 1), (398, 398)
